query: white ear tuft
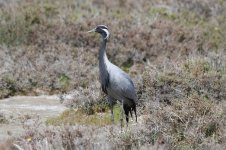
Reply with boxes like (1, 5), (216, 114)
(102, 29), (110, 40)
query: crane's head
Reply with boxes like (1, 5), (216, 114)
(88, 25), (110, 40)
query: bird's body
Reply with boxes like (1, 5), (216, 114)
(88, 25), (137, 125)
(105, 63), (136, 107)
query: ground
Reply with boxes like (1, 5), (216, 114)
(0, 95), (66, 140)
(0, 0), (226, 149)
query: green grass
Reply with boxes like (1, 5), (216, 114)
(46, 104), (121, 126)
(58, 73), (71, 92)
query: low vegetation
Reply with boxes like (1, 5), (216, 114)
(46, 104), (121, 126)
(0, 0), (226, 149)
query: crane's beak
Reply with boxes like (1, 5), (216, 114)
(87, 28), (96, 33)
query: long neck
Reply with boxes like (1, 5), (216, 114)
(99, 39), (109, 84)
(99, 39), (108, 62)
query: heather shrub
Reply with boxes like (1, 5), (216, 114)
(0, 0), (226, 149)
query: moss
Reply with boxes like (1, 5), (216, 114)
(205, 122), (218, 137)
(202, 25), (226, 51)
(46, 104), (121, 126)
(66, 11), (82, 23)
(0, 114), (8, 124)
(43, 3), (59, 17)
(23, 6), (42, 25)
(0, 5), (42, 46)
(110, 8), (127, 19)
(148, 7), (177, 20)
(0, 15), (29, 46)
(1, 76), (17, 96)
(182, 58), (217, 77)
(58, 74), (71, 92)
(120, 130), (138, 146)
(156, 73), (187, 89)
(121, 58), (133, 73)
(147, 5), (226, 53)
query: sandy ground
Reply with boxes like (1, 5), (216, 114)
(0, 95), (66, 140)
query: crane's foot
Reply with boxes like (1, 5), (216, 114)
(111, 111), (114, 124)
(111, 117), (114, 125)
(120, 118), (123, 130)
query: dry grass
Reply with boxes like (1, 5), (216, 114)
(0, 0), (226, 149)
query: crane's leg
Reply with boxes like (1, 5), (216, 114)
(107, 96), (114, 124)
(134, 106), (137, 123)
(120, 101), (124, 130)
(123, 104), (130, 127)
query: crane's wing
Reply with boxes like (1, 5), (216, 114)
(107, 64), (137, 102)
(119, 73), (137, 100)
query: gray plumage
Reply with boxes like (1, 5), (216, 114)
(88, 25), (137, 125)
